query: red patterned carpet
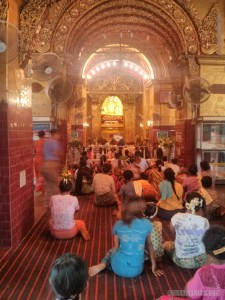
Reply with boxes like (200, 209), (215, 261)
(0, 194), (223, 300)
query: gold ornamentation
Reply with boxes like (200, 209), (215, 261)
(87, 71), (142, 93)
(199, 6), (218, 54)
(35, 28), (51, 53)
(188, 44), (198, 55)
(187, 56), (200, 78)
(19, 0), (60, 65)
(59, 25), (68, 34)
(173, 9), (182, 19)
(0, 0), (8, 20)
(20, 0), (217, 66)
(70, 8), (80, 18)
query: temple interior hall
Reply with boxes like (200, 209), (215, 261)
(0, 0), (225, 299)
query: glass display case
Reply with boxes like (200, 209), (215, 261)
(196, 119), (225, 183)
(196, 122), (225, 150)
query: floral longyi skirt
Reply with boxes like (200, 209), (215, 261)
(94, 192), (116, 207)
(163, 241), (207, 269)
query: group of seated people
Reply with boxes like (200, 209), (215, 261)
(47, 148), (225, 299)
(49, 199), (225, 299)
(70, 148), (224, 220)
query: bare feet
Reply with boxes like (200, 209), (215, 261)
(219, 206), (225, 217)
(112, 210), (118, 216)
(89, 263), (106, 277)
(80, 229), (90, 241)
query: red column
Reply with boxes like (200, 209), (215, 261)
(0, 101), (34, 247)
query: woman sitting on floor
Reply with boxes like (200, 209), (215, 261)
(92, 163), (120, 207)
(74, 158), (94, 196)
(164, 192), (209, 269)
(89, 196), (163, 278)
(95, 154), (107, 173)
(49, 179), (90, 240)
(186, 225), (225, 299)
(182, 163), (200, 200)
(146, 159), (164, 193)
(138, 172), (159, 200)
(157, 168), (185, 220)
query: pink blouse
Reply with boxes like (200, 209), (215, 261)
(49, 194), (80, 230)
(186, 263), (225, 299)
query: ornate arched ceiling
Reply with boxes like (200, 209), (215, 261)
(19, 0), (218, 80)
(51, 0), (193, 78)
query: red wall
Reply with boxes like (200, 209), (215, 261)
(0, 102), (34, 247)
(175, 119), (195, 168)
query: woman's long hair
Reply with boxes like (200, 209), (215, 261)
(121, 196), (146, 225)
(164, 168), (179, 199)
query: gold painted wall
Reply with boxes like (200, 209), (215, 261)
(199, 57), (225, 116)
(32, 87), (51, 116)
(195, 0), (225, 54)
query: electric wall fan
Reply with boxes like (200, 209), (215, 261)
(167, 91), (183, 109)
(183, 77), (211, 106)
(0, 20), (19, 64)
(32, 52), (62, 81)
(48, 77), (73, 103)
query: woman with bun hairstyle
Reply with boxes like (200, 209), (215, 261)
(186, 225), (225, 299)
(164, 192), (209, 269)
(49, 179), (90, 240)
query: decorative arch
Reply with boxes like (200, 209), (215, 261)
(20, 0), (218, 76)
(87, 69), (143, 94)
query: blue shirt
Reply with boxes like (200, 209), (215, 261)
(119, 181), (135, 199)
(111, 218), (153, 277)
(43, 139), (62, 161)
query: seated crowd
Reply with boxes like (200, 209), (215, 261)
(47, 148), (225, 300)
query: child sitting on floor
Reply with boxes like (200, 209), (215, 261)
(49, 253), (88, 300)
(144, 201), (164, 262)
(49, 179), (90, 240)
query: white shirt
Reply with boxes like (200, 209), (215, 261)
(113, 135), (123, 142)
(170, 163), (180, 176)
(134, 157), (149, 172)
(171, 212), (209, 258)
